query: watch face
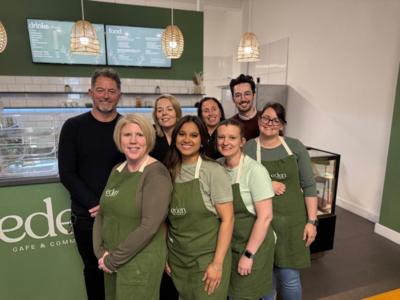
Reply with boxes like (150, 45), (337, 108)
(244, 250), (254, 259)
(308, 219), (319, 226)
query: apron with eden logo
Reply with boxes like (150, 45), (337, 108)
(167, 157), (231, 300)
(100, 159), (167, 300)
(256, 137), (310, 269)
(228, 154), (275, 300)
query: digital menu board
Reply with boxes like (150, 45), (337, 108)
(27, 19), (106, 65)
(106, 25), (171, 68)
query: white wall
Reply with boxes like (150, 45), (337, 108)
(249, 0), (400, 221)
(203, 6), (242, 98)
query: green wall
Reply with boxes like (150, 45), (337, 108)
(0, 182), (86, 300)
(0, 0), (203, 79)
(379, 65), (400, 233)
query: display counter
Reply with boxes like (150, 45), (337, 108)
(307, 147), (341, 253)
(0, 106), (197, 185)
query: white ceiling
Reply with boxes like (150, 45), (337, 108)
(91, 0), (244, 11)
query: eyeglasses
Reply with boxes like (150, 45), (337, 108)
(259, 116), (281, 126)
(233, 91), (253, 100)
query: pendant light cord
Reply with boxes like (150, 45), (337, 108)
(171, 0), (174, 25)
(248, 0), (252, 32)
(81, 0), (85, 21)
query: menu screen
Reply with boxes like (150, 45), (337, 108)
(106, 25), (171, 68)
(27, 19), (106, 65)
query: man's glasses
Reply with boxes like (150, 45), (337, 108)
(259, 116), (281, 126)
(233, 91), (253, 100)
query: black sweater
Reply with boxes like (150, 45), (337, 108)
(58, 112), (125, 217)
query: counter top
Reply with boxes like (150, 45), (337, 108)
(0, 175), (59, 187)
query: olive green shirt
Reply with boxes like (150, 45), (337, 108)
(176, 159), (233, 215)
(244, 137), (317, 197)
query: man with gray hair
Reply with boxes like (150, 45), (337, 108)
(58, 68), (125, 300)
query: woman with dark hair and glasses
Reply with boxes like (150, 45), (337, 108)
(197, 97), (226, 159)
(165, 115), (234, 300)
(244, 102), (318, 300)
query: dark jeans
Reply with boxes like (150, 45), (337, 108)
(73, 215), (105, 300)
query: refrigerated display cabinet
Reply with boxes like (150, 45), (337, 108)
(307, 147), (340, 253)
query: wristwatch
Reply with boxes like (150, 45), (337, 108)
(307, 219), (319, 226)
(243, 250), (254, 259)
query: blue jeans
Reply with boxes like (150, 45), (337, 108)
(261, 267), (302, 300)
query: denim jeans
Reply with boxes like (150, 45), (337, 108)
(261, 267), (302, 300)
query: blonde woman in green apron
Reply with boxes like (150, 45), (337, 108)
(244, 103), (318, 300)
(165, 115), (234, 300)
(216, 119), (276, 300)
(93, 114), (172, 300)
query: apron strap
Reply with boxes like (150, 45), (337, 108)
(256, 138), (261, 163)
(279, 136), (293, 155)
(194, 156), (202, 179)
(138, 155), (150, 172)
(256, 136), (293, 161)
(235, 154), (244, 184)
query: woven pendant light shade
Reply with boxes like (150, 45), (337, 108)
(162, 24), (184, 59)
(237, 32), (260, 62)
(70, 20), (100, 55)
(0, 21), (7, 53)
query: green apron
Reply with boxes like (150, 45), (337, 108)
(167, 157), (231, 300)
(228, 155), (275, 300)
(100, 159), (167, 300)
(256, 137), (310, 269)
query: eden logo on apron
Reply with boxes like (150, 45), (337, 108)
(105, 188), (119, 197)
(270, 172), (287, 180)
(170, 207), (187, 216)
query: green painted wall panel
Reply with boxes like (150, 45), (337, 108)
(0, 0), (203, 79)
(0, 182), (86, 299)
(379, 65), (400, 232)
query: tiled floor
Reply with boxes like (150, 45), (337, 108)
(301, 207), (400, 300)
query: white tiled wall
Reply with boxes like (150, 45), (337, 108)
(0, 76), (202, 108)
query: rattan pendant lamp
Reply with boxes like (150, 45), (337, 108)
(0, 21), (7, 53)
(237, 0), (260, 62)
(70, 0), (100, 55)
(161, 0), (184, 59)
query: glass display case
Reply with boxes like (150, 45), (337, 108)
(0, 114), (59, 179)
(0, 107), (198, 185)
(307, 147), (340, 253)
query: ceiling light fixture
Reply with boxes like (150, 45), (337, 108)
(0, 21), (8, 53)
(237, 0), (260, 62)
(161, 0), (184, 59)
(70, 0), (100, 55)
